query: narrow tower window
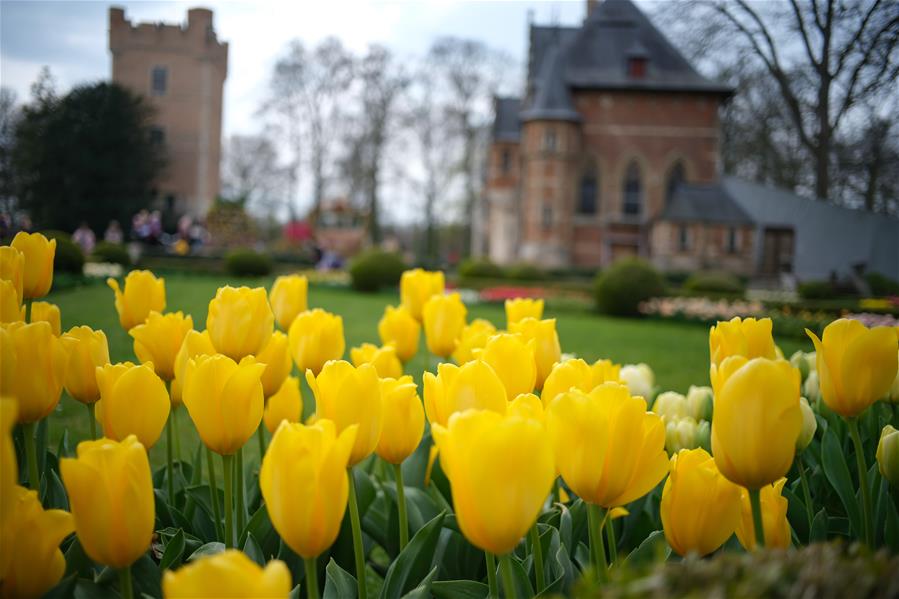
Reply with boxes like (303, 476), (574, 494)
(151, 66), (168, 95)
(622, 161), (643, 217)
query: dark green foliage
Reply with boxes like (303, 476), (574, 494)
(504, 263), (545, 281)
(865, 272), (899, 296)
(48, 234), (84, 274)
(348, 249), (406, 292)
(224, 249), (272, 277)
(683, 271), (745, 295)
(12, 82), (165, 232)
(798, 280), (835, 300)
(92, 241), (130, 266)
(457, 258), (503, 279)
(593, 258), (665, 316)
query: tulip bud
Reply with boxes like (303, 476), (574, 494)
(306, 361), (381, 466)
(432, 409), (555, 555)
(509, 317), (561, 390)
(877, 425), (899, 487)
(735, 479), (791, 550)
(803, 369), (820, 404)
(887, 351), (899, 404)
(163, 549), (292, 599)
(665, 417), (699, 455)
(685, 385), (713, 422)
(61, 326), (110, 404)
(61, 436), (154, 568)
(696, 420), (711, 453)
(378, 305), (420, 363)
(183, 354), (265, 455)
(479, 332), (537, 398)
(269, 274), (308, 331)
(451, 318), (496, 365)
(796, 397), (817, 451)
(263, 376), (303, 435)
(130, 311), (193, 381)
(170, 330), (217, 406)
(789, 350), (810, 381)
(806, 319), (898, 418)
(653, 391), (687, 423)
(11, 232), (56, 299)
(423, 360), (507, 428)
(400, 268), (444, 322)
(2, 321), (68, 423)
(661, 448), (742, 556)
(95, 361), (170, 448)
(260, 419), (357, 558)
(0, 279), (23, 324)
(0, 246), (25, 304)
(422, 292), (466, 358)
(288, 309), (345, 376)
(107, 270), (166, 331)
(376, 376), (424, 465)
(507, 393), (545, 422)
(30, 301), (61, 335)
(619, 363), (655, 399)
(505, 297), (544, 326)
(256, 331), (293, 398)
(709, 317), (776, 367)
(0, 485), (74, 598)
(351, 343), (403, 379)
(207, 286), (274, 361)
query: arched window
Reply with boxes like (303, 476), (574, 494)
(622, 161), (642, 216)
(666, 161), (686, 205)
(578, 172), (598, 215)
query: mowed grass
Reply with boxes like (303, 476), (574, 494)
(47, 273), (808, 469)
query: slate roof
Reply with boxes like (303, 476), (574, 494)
(493, 97), (522, 142)
(659, 182), (754, 225)
(520, 44), (581, 122)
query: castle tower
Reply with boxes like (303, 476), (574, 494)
(109, 6), (228, 218)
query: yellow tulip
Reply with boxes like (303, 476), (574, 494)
(0, 399), (17, 564)
(30, 301), (60, 335)
(183, 354), (265, 455)
(509, 317), (560, 390)
(660, 448), (742, 557)
(796, 397), (817, 451)
(423, 360), (507, 427)
(546, 383), (668, 507)
(877, 425), (899, 487)
(130, 311), (193, 381)
(260, 419), (357, 558)
(507, 393), (544, 422)
(735, 478), (791, 550)
(378, 305), (420, 363)
(257, 331), (293, 398)
(0, 246), (24, 304)
(376, 376), (424, 465)
(3, 321), (67, 423)
(711, 356), (801, 489)
(61, 326), (110, 404)
(351, 343), (403, 379)
(163, 549), (292, 599)
(400, 268), (444, 322)
(107, 270), (166, 331)
(288, 308), (345, 376)
(0, 485), (73, 599)
(263, 376), (303, 435)
(452, 318), (496, 365)
(422, 292), (466, 358)
(505, 297), (544, 326)
(306, 361), (381, 467)
(60, 435), (154, 568)
(269, 274), (308, 331)
(170, 329), (217, 406)
(0, 327), (14, 398)
(95, 362), (170, 448)
(806, 318), (898, 418)
(432, 409), (555, 555)
(541, 358), (621, 407)
(0, 279), (23, 324)
(11, 232), (55, 299)
(207, 286), (274, 361)
(479, 332), (537, 398)
(709, 316), (776, 367)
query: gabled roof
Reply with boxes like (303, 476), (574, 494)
(493, 97), (522, 142)
(659, 182), (754, 225)
(521, 44), (581, 122)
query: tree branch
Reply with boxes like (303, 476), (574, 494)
(788, 0), (822, 71)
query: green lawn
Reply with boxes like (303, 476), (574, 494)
(47, 274), (808, 468)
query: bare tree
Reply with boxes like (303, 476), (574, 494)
(221, 134), (289, 217)
(0, 87), (20, 215)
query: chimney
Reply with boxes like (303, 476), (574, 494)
(586, 0), (600, 18)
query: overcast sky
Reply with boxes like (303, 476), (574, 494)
(0, 0), (603, 138)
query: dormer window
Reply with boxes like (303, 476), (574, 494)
(628, 57), (647, 79)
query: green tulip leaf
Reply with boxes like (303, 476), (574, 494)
(500, 554), (534, 599)
(243, 532), (264, 566)
(187, 541), (225, 562)
(624, 530), (669, 568)
(323, 557), (358, 599)
(42, 467), (69, 511)
(130, 553), (162, 599)
(241, 504), (279, 560)
(431, 579), (489, 599)
(41, 574), (77, 599)
(379, 512), (446, 599)
(884, 497), (899, 552)
(821, 428), (862, 537)
(399, 566), (437, 599)
(810, 508), (828, 542)
(159, 528), (185, 571)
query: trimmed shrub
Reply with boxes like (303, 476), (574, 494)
(349, 249), (406, 292)
(593, 257), (665, 316)
(683, 271), (745, 295)
(798, 280), (834, 300)
(458, 258), (503, 279)
(42, 233), (85, 275)
(92, 241), (131, 266)
(225, 249), (272, 277)
(866, 271), (899, 296)
(505, 263), (545, 281)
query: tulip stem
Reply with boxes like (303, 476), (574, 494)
(587, 503), (608, 580)
(485, 552), (498, 599)
(118, 566), (133, 599)
(529, 523), (545, 592)
(222, 453), (234, 548)
(347, 468), (368, 599)
(499, 553), (516, 599)
(604, 517), (618, 564)
(166, 413), (175, 505)
(236, 447), (246, 535)
(748, 488), (766, 549)
(205, 447), (223, 541)
(172, 406), (182, 461)
(304, 557), (319, 599)
(257, 424), (267, 458)
(85, 403), (96, 440)
(394, 463), (409, 550)
(797, 454), (814, 538)
(847, 418), (874, 546)
(22, 421), (40, 490)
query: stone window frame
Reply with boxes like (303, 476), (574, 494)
(621, 160), (643, 218)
